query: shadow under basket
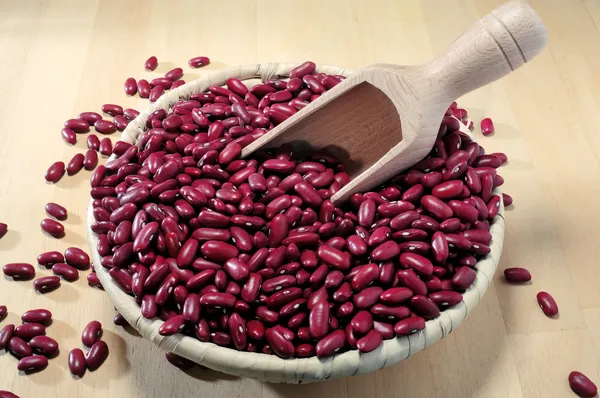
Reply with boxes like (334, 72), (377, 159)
(87, 62), (505, 384)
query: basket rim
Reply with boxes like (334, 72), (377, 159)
(88, 62), (505, 384)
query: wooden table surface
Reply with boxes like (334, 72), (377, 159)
(1, 0), (600, 397)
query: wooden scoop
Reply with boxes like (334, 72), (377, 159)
(242, 0), (547, 204)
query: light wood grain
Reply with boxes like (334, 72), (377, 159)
(0, 0), (598, 396)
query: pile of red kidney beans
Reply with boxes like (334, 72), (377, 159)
(0, 58), (596, 398)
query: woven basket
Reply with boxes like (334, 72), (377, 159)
(87, 62), (505, 384)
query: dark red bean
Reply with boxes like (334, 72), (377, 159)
(144, 56), (158, 71)
(52, 263), (79, 282)
(68, 348), (87, 376)
(189, 56), (210, 68)
(504, 267), (531, 283)
(86, 340), (109, 371)
(3, 263), (35, 280)
(265, 327), (294, 359)
(83, 149), (98, 170)
(33, 276), (61, 293)
(62, 128), (77, 145)
(357, 329), (383, 353)
(537, 291), (558, 317)
(568, 371), (597, 398)
(17, 355), (48, 373)
(429, 290), (462, 308)
(26, 335), (57, 357)
(394, 317), (426, 336)
(21, 309), (52, 324)
(37, 252), (64, 268)
(45, 161), (65, 183)
(452, 266), (476, 290)
(309, 300), (330, 340)
(64, 247), (90, 270)
(0, 324), (14, 350)
(8, 336), (32, 358)
(64, 119), (90, 133)
(82, 320), (103, 347)
(315, 329), (346, 358)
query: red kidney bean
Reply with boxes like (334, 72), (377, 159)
(357, 329), (382, 353)
(8, 336), (32, 358)
(429, 290), (462, 308)
(21, 309), (52, 324)
(82, 149), (98, 171)
(64, 118), (90, 133)
(68, 348), (87, 376)
(124, 77), (137, 96)
(0, 324), (14, 350)
(410, 295), (440, 320)
(99, 138), (113, 157)
(159, 314), (186, 336)
(28, 335), (58, 356)
(14, 323), (45, 341)
(52, 263), (79, 282)
(504, 267), (531, 283)
(3, 263), (35, 280)
(44, 161), (65, 183)
(61, 127), (77, 145)
(265, 327), (294, 359)
(317, 245), (350, 270)
(189, 56), (210, 68)
(42, 203), (68, 222)
(394, 316), (426, 336)
(81, 320), (103, 347)
(350, 310), (373, 336)
(308, 300), (330, 339)
(315, 329), (346, 358)
(480, 118), (494, 136)
(536, 291), (558, 317)
(354, 287), (383, 309)
(17, 355), (48, 373)
(144, 55), (158, 71)
(101, 104), (122, 117)
(371, 241), (400, 261)
(568, 371), (597, 398)
(380, 287), (413, 305)
(86, 340), (109, 371)
(87, 134), (101, 150)
(64, 247), (90, 269)
(400, 253), (433, 277)
(33, 276), (61, 293)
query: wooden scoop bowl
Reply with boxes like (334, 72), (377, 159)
(242, 0), (547, 204)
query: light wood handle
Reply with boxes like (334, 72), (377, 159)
(425, 0), (547, 103)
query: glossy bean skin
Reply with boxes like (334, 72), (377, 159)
(3, 263), (35, 280)
(568, 371), (597, 398)
(504, 267), (531, 283)
(69, 348), (87, 376)
(33, 276), (61, 293)
(0, 325), (14, 350)
(28, 336), (58, 356)
(86, 341), (109, 371)
(21, 309), (52, 324)
(45, 161), (65, 183)
(8, 336), (32, 358)
(17, 355), (48, 373)
(536, 291), (558, 317)
(82, 321), (103, 347)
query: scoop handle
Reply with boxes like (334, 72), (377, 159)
(425, 0), (547, 103)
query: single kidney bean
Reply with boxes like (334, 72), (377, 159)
(315, 329), (346, 358)
(86, 340), (109, 371)
(452, 266), (476, 290)
(144, 56), (158, 71)
(480, 118), (494, 136)
(37, 251), (65, 268)
(99, 138), (112, 157)
(82, 320), (103, 347)
(64, 119), (90, 133)
(400, 253), (433, 277)
(43, 203), (67, 221)
(62, 127), (77, 145)
(17, 355), (48, 373)
(357, 329), (383, 353)
(138, 79), (151, 98)
(94, 119), (117, 134)
(8, 336), (32, 358)
(68, 348), (87, 377)
(83, 149), (98, 171)
(429, 290), (462, 308)
(124, 77), (137, 95)
(354, 287), (384, 309)
(87, 134), (100, 150)
(52, 263), (79, 282)
(66, 153), (85, 175)
(189, 56), (210, 68)
(537, 291), (558, 317)
(101, 104), (123, 117)
(45, 161), (65, 183)
(410, 295), (440, 319)
(568, 371), (597, 398)
(350, 310), (373, 336)
(265, 327), (294, 359)
(3, 263), (35, 280)
(64, 247), (90, 269)
(309, 300), (330, 340)
(504, 267), (531, 283)
(380, 287), (413, 305)
(33, 276), (61, 293)
(0, 324), (14, 350)
(394, 317), (426, 336)
(21, 309), (52, 324)
(28, 335), (58, 356)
